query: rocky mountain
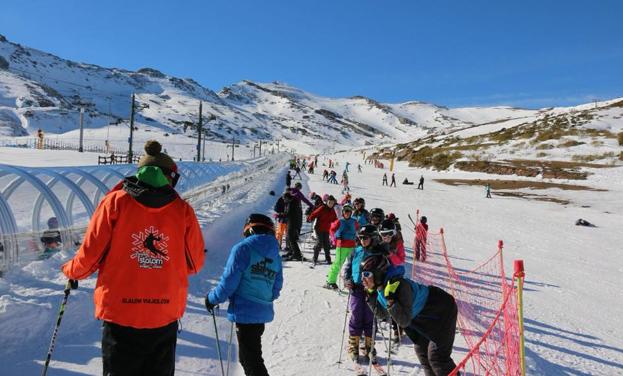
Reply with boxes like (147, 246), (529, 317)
(0, 34), (622, 158)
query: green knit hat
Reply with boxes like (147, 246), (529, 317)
(138, 140), (176, 174)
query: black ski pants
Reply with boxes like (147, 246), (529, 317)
(102, 320), (177, 376)
(237, 323), (269, 376)
(286, 226), (302, 258)
(312, 230), (331, 262)
(403, 318), (457, 376)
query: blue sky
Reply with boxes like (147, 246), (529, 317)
(1, 0), (622, 108)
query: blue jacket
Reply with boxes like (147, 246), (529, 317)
(377, 265), (429, 320)
(208, 234), (283, 324)
(334, 217), (357, 241)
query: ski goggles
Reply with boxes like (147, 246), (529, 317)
(358, 235), (372, 241)
(362, 271), (374, 279)
(379, 230), (395, 237)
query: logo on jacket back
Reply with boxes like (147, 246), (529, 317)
(251, 257), (277, 280)
(130, 226), (170, 269)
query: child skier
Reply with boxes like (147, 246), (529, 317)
(307, 195), (338, 264)
(342, 225), (389, 364)
(352, 197), (370, 227)
(382, 173), (388, 186)
(379, 219), (406, 343)
(325, 204), (358, 289)
(414, 216), (428, 262)
(205, 214), (283, 376)
(362, 254), (458, 376)
(369, 208), (385, 227)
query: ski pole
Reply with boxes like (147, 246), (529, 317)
(211, 309), (226, 376)
(387, 324), (392, 376)
(42, 280), (76, 376)
(407, 213), (417, 228)
(368, 309), (377, 376)
(336, 291), (351, 365)
(225, 321), (234, 376)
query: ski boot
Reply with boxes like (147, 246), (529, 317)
(348, 335), (360, 362)
(364, 336), (378, 364)
(323, 282), (339, 290)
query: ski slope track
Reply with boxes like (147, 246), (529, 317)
(1, 148), (622, 375)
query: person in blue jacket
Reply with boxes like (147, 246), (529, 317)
(361, 254), (458, 376)
(205, 213), (284, 376)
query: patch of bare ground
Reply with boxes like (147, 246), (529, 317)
(435, 178), (606, 206)
(506, 159), (615, 169)
(493, 191), (570, 205)
(434, 178), (606, 191)
(452, 159), (616, 180)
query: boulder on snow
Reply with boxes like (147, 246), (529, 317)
(137, 67), (165, 78)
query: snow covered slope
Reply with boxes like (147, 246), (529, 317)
(3, 34), (621, 158)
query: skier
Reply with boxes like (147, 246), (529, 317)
(357, 164), (362, 173)
(352, 197), (370, 227)
(414, 216), (428, 262)
(39, 229), (62, 260)
(345, 161), (350, 172)
(62, 140), (205, 375)
(485, 183), (492, 198)
(205, 214), (283, 376)
(362, 254), (458, 376)
(294, 166), (302, 180)
(282, 191), (304, 261)
(390, 173), (396, 187)
(418, 175), (424, 190)
(342, 225), (388, 364)
(307, 195), (338, 264)
(285, 171), (292, 187)
(379, 219), (406, 343)
(385, 212), (402, 232)
(369, 208), (385, 227)
(341, 173), (350, 193)
(291, 182), (314, 209)
(322, 169), (329, 181)
(273, 189), (290, 250)
(325, 204), (358, 289)
(328, 170), (339, 184)
(382, 173), (388, 186)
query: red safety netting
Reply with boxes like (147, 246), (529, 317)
(409, 213), (522, 376)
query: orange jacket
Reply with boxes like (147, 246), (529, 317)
(62, 188), (205, 329)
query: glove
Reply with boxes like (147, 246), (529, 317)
(344, 280), (354, 290)
(205, 296), (217, 314)
(67, 279), (78, 290)
(384, 279), (400, 304)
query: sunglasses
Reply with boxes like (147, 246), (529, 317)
(358, 235), (371, 241)
(362, 271), (374, 278)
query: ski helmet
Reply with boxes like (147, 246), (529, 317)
(342, 204), (353, 213)
(243, 213), (275, 237)
(370, 208), (385, 224)
(358, 224), (379, 242)
(379, 219), (396, 237)
(322, 193), (330, 202)
(420, 216), (427, 224)
(308, 191), (316, 199)
(353, 197), (365, 206)
(294, 182), (303, 189)
(360, 254), (390, 287)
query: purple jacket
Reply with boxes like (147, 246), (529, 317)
(290, 188), (313, 207)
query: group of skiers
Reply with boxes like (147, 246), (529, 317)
(272, 161), (457, 375)
(55, 144), (456, 376)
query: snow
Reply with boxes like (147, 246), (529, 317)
(1, 147), (622, 375)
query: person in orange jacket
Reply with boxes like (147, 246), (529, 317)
(62, 140), (205, 376)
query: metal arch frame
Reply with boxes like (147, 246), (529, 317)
(0, 192), (20, 267)
(28, 170), (95, 230)
(0, 164), (71, 238)
(58, 167), (111, 206)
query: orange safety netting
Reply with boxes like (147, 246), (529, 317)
(410, 215), (522, 376)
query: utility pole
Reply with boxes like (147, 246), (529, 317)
(196, 101), (202, 162)
(78, 107), (84, 152)
(128, 94), (135, 162)
(230, 137), (239, 161)
(203, 114), (215, 161)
